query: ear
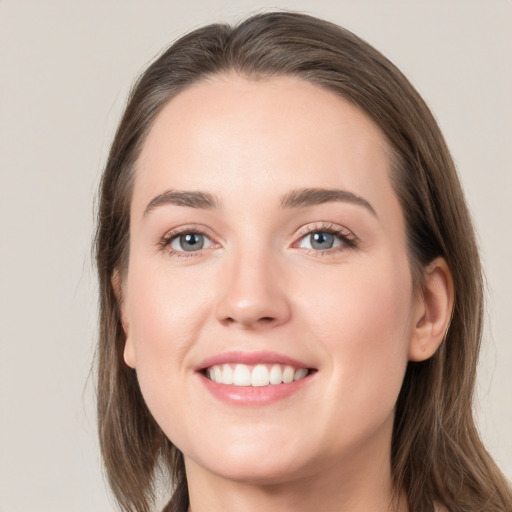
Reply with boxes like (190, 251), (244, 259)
(408, 257), (454, 362)
(111, 270), (136, 369)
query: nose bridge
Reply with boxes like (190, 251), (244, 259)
(215, 237), (291, 329)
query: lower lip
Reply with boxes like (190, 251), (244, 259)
(198, 373), (313, 406)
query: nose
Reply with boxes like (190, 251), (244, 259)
(215, 248), (292, 330)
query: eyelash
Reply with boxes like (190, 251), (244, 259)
(294, 222), (358, 256)
(159, 224), (215, 258)
(159, 222), (358, 258)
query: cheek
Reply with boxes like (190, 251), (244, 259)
(123, 262), (216, 441)
(299, 259), (413, 419)
(302, 258), (413, 346)
(125, 259), (214, 370)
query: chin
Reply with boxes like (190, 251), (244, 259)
(204, 457), (306, 486)
(184, 434), (311, 486)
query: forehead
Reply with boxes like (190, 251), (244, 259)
(133, 74), (396, 217)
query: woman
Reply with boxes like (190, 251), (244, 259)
(95, 11), (512, 512)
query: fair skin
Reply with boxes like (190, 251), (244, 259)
(118, 75), (453, 512)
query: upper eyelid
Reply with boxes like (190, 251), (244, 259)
(293, 222), (359, 247)
(295, 222), (354, 237)
(162, 224), (216, 240)
(161, 222), (354, 240)
(159, 225), (218, 253)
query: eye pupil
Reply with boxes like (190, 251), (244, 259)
(180, 233), (204, 251)
(310, 232), (334, 250)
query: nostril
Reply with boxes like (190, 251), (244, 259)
(222, 315), (276, 328)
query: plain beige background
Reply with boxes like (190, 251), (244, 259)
(0, 1), (510, 511)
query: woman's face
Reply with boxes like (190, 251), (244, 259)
(122, 75), (423, 485)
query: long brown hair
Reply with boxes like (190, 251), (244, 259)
(95, 11), (512, 512)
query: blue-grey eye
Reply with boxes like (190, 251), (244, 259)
(310, 232), (334, 250)
(298, 231), (345, 251)
(171, 233), (206, 252)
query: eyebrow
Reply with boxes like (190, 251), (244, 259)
(280, 187), (377, 216)
(143, 190), (220, 216)
(143, 187), (376, 217)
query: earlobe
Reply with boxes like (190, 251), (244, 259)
(111, 270), (137, 369)
(408, 257), (454, 362)
(123, 336), (137, 369)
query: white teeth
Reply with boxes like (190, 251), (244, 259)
(251, 364), (270, 387)
(282, 365), (295, 383)
(294, 368), (308, 381)
(206, 363), (309, 386)
(213, 365), (222, 383)
(269, 364), (283, 385)
(233, 364), (252, 386)
(222, 363), (234, 385)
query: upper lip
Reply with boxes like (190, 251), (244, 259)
(195, 351), (314, 371)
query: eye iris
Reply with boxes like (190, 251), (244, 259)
(179, 233), (204, 251)
(310, 232), (334, 250)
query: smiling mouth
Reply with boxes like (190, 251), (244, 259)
(203, 363), (313, 387)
